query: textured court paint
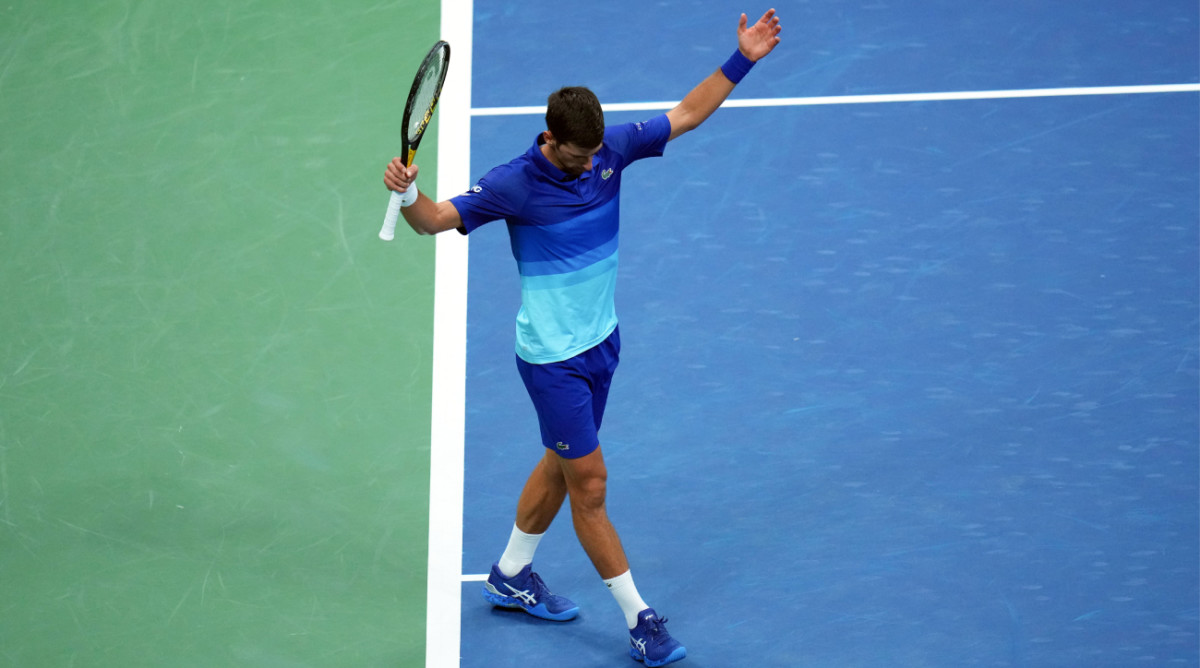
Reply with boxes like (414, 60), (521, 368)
(462, 101), (1200, 668)
(0, 2), (439, 665)
(470, 1), (1199, 108)
(458, 2), (1199, 667)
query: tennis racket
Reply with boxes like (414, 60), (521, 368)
(379, 40), (452, 241)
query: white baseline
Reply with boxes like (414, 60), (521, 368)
(471, 83), (1200, 116)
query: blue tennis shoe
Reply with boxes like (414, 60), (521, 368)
(629, 608), (686, 666)
(482, 562), (579, 622)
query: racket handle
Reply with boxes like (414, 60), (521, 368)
(379, 190), (404, 241)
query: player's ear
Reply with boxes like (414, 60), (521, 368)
(542, 130), (556, 146)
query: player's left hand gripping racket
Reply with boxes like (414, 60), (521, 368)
(379, 40), (451, 241)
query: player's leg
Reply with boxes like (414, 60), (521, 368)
(480, 353), (590, 622)
(556, 445), (627, 578)
(482, 451), (580, 621)
(491, 451), (567, 584)
(515, 449), (568, 535)
(558, 445), (684, 665)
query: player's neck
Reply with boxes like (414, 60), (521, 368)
(539, 144), (577, 181)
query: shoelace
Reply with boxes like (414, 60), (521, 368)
(526, 571), (550, 597)
(645, 616), (670, 640)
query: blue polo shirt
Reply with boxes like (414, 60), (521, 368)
(450, 114), (671, 364)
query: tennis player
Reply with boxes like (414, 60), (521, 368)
(384, 10), (781, 666)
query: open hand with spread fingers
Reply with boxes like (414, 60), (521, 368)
(738, 8), (783, 61)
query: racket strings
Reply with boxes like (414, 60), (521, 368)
(407, 52), (448, 139)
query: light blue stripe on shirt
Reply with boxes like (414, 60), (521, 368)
(515, 251), (619, 363)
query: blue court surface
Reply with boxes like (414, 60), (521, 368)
(455, 3), (1198, 666)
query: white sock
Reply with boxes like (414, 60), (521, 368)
(497, 524), (543, 578)
(604, 570), (650, 629)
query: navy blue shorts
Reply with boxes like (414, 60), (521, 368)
(516, 327), (620, 459)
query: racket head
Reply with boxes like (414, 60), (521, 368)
(400, 40), (451, 167)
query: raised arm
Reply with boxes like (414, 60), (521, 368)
(666, 8), (782, 141)
(383, 158), (464, 236)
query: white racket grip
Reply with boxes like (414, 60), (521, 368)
(379, 191), (403, 240)
(378, 184), (418, 241)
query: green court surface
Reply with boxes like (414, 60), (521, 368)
(1, 2), (440, 665)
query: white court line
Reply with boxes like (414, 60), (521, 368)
(471, 83), (1200, 116)
(426, 0), (471, 667)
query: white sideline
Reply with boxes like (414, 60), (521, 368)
(426, 1), (471, 667)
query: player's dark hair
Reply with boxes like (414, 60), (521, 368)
(545, 86), (604, 148)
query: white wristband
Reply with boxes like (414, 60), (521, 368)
(398, 182), (419, 207)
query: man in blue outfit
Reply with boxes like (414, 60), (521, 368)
(384, 10), (781, 666)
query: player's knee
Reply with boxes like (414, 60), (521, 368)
(569, 474), (608, 512)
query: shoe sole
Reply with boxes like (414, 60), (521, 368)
(630, 646), (687, 667)
(482, 587), (579, 622)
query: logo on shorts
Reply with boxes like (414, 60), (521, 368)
(555, 441), (570, 451)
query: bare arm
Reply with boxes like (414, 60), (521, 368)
(383, 158), (463, 236)
(666, 69), (737, 142)
(666, 9), (782, 141)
